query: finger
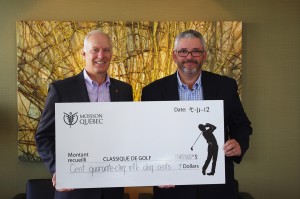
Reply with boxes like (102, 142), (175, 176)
(224, 143), (241, 156)
(224, 139), (239, 152)
(234, 145), (242, 156)
(223, 139), (236, 150)
(52, 173), (56, 187)
(158, 185), (175, 189)
(224, 143), (235, 153)
(56, 188), (74, 192)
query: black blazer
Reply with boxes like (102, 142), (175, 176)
(35, 71), (133, 199)
(141, 71), (252, 199)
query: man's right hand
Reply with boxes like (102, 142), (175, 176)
(52, 173), (74, 192)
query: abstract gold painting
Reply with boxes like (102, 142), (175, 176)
(17, 21), (242, 161)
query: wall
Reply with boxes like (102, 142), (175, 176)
(0, 0), (299, 198)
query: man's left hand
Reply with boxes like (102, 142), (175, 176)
(223, 139), (241, 157)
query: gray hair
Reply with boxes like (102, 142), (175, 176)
(83, 30), (112, 52)
(174, 30), (206, 50)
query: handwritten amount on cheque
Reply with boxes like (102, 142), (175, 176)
(67, 154), (200, 176)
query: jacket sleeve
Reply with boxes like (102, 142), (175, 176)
(35, 84), (59, 175)
(227, 79), (252, 164)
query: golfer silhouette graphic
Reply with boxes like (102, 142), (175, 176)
(198, 123), (218, 176)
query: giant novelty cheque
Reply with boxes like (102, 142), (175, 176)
(55, 101), (225, 189)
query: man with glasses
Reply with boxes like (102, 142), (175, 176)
(141, 30), (252, 199)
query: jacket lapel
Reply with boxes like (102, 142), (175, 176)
(75, 71), (90, 102)
(202, 71), (217, 100)
(109, 80), (119, 102)
(165, 72), (180, 100)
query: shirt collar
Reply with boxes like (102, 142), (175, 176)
(83, 69), (111, 88)
(176, 71), (202, 91)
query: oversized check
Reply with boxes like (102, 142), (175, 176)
(55, 101), (225, 189)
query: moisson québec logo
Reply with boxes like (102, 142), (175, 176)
(63, 112), (104, 128)
(64, 112), (78, 128)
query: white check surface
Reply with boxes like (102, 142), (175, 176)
(55, 101), (225, 188)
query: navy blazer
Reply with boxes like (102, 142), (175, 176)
(35, 71), (133, 199)
(141, 71), (252, 199)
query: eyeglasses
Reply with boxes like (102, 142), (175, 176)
(175, 49), (205, 57)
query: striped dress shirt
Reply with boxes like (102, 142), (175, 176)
(83, 69), (111, 102)
(177, 71), (203, 101)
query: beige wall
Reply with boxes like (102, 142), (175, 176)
(1, 0), (299, 198)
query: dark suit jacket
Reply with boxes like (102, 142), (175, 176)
(141, 71), (252, 199)
(35, 71), (133, 199)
